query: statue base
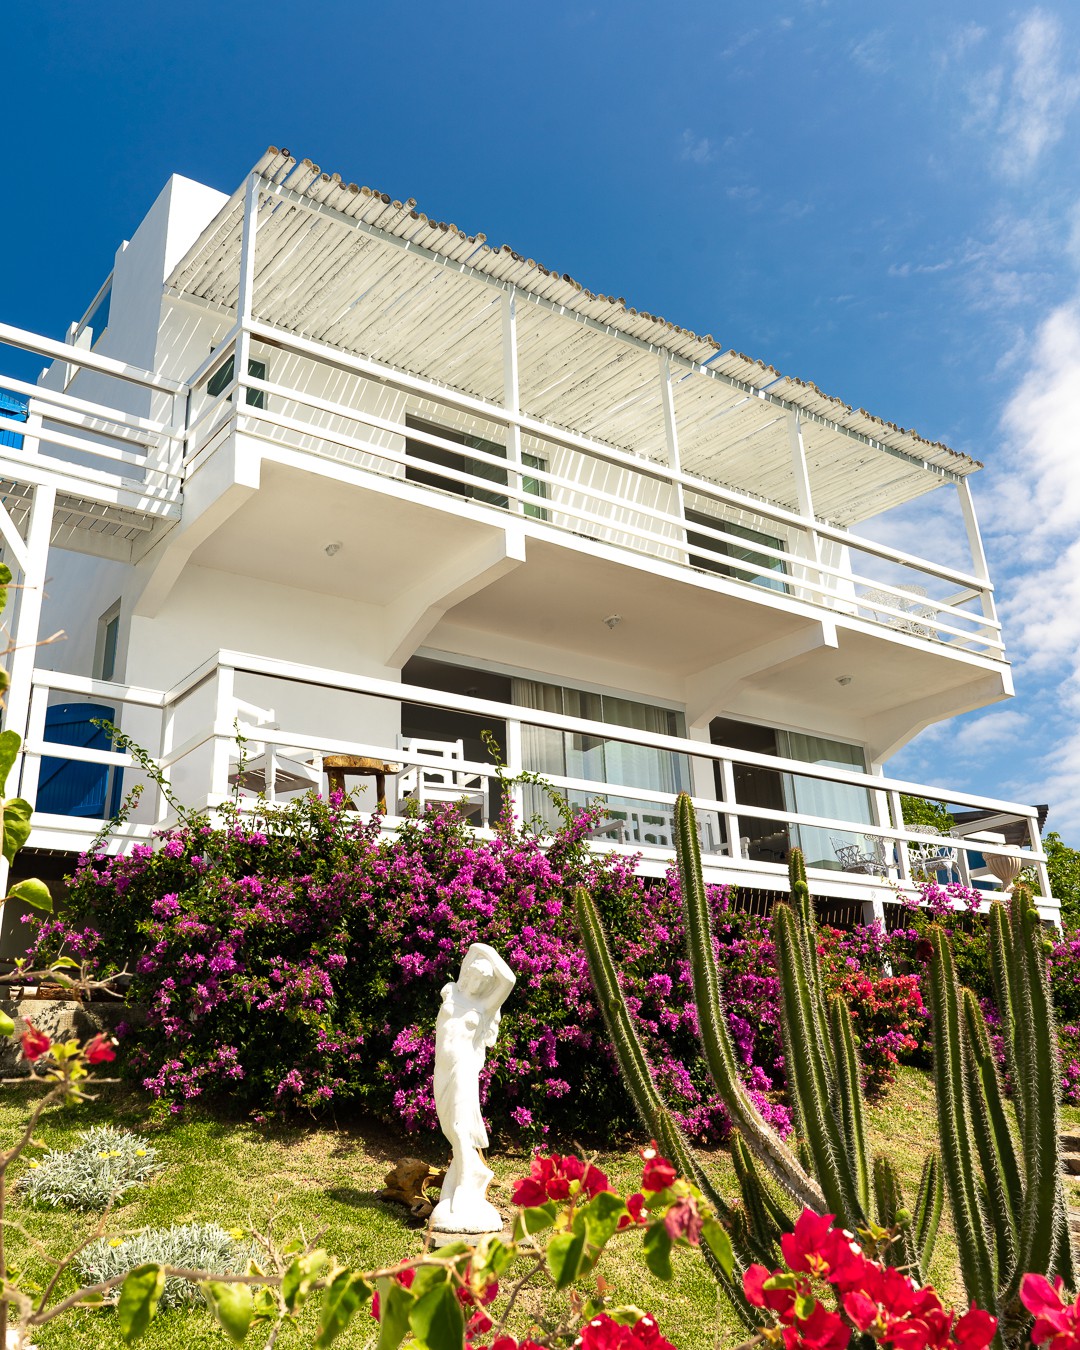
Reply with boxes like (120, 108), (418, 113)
(429, 1195), (504, 1235)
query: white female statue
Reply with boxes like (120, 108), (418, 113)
(429, 943), (516, 1234)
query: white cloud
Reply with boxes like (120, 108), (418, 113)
(949, 709), (1030, 760)
(963, 10), (1080, 178)
(998, 10), (1080, 177)
(679, 130), (715, 166)
(849, 29), (892, 75)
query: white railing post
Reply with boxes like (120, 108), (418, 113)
(956, 478), (998, 641)
(786, 411), (824, 603)
(659, 353), (689, 564)
(1029, 811), (1052, 902)
(888, 789), (913, 886)
(504, 714), (525, 828)
(210, 662), (236, 805)
(502, 287), (524, 515)
(158, 700), (176, 825)
(17, 680), (49, 808)
(718, 758), (743, 860)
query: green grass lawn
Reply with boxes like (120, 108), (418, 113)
(0, 1068), (978, 1348)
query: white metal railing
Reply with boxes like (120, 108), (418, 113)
(0, 322), (185, 502)
(20, 652), (1051, 913)
(182, 323), (1002, 656)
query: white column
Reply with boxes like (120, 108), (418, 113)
(786, 411), (824, 603)
(718, 757), (743, 860)
(502, 287), (524, 514)
(504, 713), (525, 826)
(209, 662), (236, 808)
(7, 482), (56, 787)
(234, 172), (260, 410)
(956, 479), (998, 637)
(659, 354), (688, 563)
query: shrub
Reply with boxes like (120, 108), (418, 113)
(21, 1126), (160, 1210)
(78, 1223), (254, 1308)
(25, 794), (930, 1141)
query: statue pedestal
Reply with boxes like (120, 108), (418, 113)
(429, 1194), (504, 1236)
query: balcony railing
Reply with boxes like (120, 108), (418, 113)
(18, 651), (1051, 918)
(185, 322), (1003, 657)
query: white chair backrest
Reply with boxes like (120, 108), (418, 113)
(400, 737), (465, 787)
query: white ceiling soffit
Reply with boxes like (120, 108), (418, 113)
(167, 148), (980, 528)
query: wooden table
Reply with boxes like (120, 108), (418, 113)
(323, 755), (401, 812)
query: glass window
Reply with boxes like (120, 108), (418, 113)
(405, 418), (548, 519)
(685, 509), (789, 593)
(207, 355), (267, 408)
(99, 609), (120, 682)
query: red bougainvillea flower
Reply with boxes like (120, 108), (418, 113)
(20, 1021), (51, 1062)
(640, 1143), (677, 1194)
(370, 1265), (415, 1321)
(953, 1306), (998, 1350)
(576, 1312), (677, 1348)
(663, 1194), (704, 1245)
(1021, 1274), (1080, 1350)
(781, 1208), (868, 1291)
(618, 1192), (648, 1229)
(486, 1337), (545, 1350)
(744, 1264), (800, 1318)
(83, 1033), (116, 1064)
(511, 1152), (610, 1207)
(787, 1300), (851, 1350)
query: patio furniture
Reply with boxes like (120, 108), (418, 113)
(323, 754), (402, 812)
(831, 834), (890, 875)
(397, 737), (489, 823)
(859, 584), (938, 639)
(228, 700), (322, 800)
(906, 823), (961, 883)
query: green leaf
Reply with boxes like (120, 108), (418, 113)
(117, 1263), (166, 1342)
(202, 1281), (253, 1344)
(795, 1293), (818, 1320)
(375, 1279), (415, 1350)
(3, 797), (33, 864)
(408, 1281), (465, 1350)
(547, 1228), (588, 1289)
(578, 1191), (629, 1249)
(700, 1217), (734, 1277)
(7, 878), (52, 912)
(0, 731), (20, 796)
(281, 1250), (329, 1312)
(512, 1201), (558, 1240)
(474, 1235), (516, 1280)
(50, 955), (80, 970)
(315, 1270), (371, 1348)
(0, 1009), (14, 1037)
(642, 1221), (674, 1281)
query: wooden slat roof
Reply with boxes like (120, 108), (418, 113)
(166, 148), (980, 527)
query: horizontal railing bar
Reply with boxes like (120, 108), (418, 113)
(0, 373), (183, 440)
(190, 649), (1039, 817)
(7, 445), (179, 500)
(0, 321), (184, 394)
(23, 740), (132, 769)
(240, 374), (1000, 641)
(29, 670), (166, 707)
(244, 319), (991, 595)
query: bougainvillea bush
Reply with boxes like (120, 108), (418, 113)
(25, 794), (928, 1141)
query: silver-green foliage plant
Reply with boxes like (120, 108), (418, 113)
(574, 791), (1074, 1344)
(22, 1126), (160, 1211)
(79, 1223), (256, 1310)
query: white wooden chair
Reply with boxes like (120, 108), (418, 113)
(227, 701), (322, 801)
(397, 737), (490, 823)
(906, 824), (962, 883)
(859, 584), (938, 639)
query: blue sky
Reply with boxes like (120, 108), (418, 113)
(3, 1), (1080, 836)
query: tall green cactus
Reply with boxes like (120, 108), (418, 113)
(575, 791), (1074, 1344)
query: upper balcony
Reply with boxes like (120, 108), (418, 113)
(0, 151), (1008, 755)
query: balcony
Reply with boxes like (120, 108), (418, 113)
(14, 651), (1054, 923)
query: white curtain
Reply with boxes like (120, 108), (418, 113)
(778, 731), (872, 870)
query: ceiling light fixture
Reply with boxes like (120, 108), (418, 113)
(836, 675), (853, 686)
(324, 541), (343, 557)
(603, 614), (622, 629)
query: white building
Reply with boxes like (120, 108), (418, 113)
(0, 147), (1051, 934)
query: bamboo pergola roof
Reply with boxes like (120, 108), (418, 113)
(166, 148), (981, 528)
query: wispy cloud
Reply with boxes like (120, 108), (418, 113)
(849, 29), (892, 76)
(963, 9), (1080, 178)
(678, 130), (716, 166)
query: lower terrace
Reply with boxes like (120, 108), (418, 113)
(13, 651), (1053, 926)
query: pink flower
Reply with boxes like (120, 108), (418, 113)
(511, 1153), (610, 1207)
(663, 1195), (703, 1245)
(640, 1145), (677, 1194)
(1022, 1275), (1080, 1350)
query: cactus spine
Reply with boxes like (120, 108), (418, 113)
(575, 792), (1072, 1342)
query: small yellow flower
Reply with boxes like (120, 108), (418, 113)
(28, 1161), (39, 1169)
(135, 1149), (147, 1157)
(229, 1228), (245, 1240)
(98, 1151), (109, 1158)
(109, 1239), (122, 1248)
